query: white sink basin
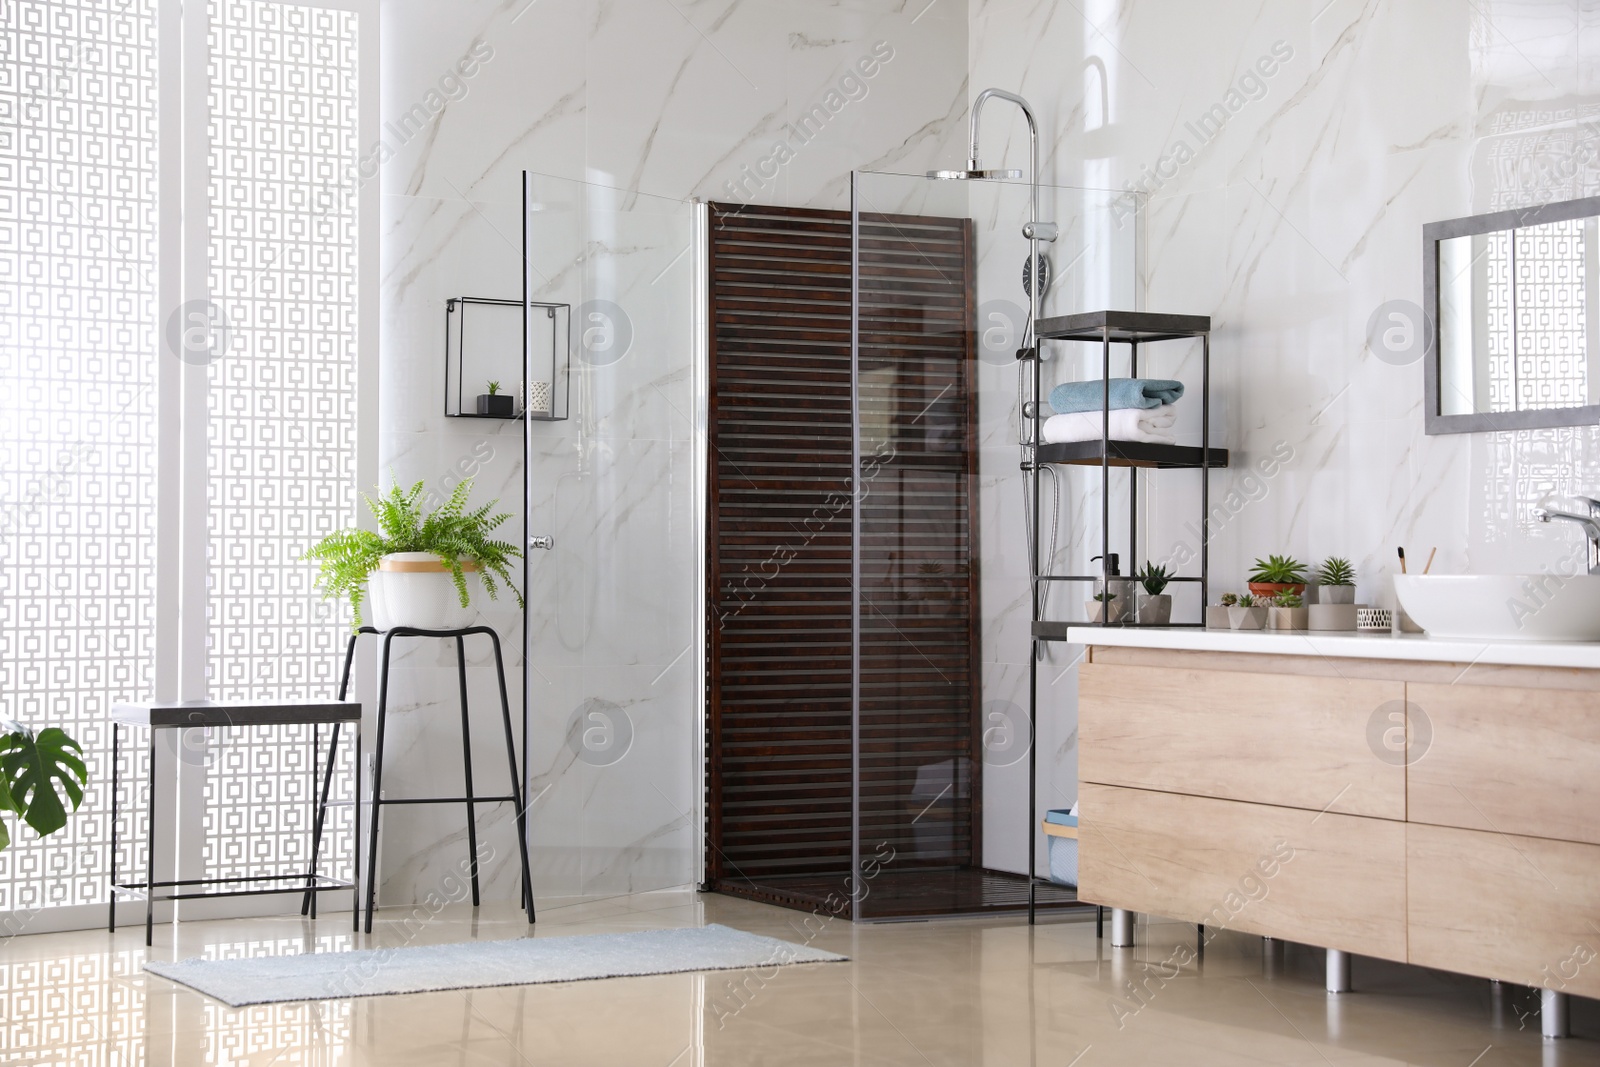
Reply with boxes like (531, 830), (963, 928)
(1394, 574), (1600, 642)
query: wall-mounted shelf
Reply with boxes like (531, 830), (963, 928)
(444, 296), (570, 422)
(1037, 440), (1228, 469)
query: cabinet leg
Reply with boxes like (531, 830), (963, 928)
(1541, 989), (1569, 1040)
(1110, 908), (1135, 947)
(1325, 949), (1351, 993)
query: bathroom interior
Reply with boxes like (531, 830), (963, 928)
(6, 0), (1600, 1062)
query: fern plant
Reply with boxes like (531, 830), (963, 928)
(0, 719), (87, 852)
(303, 477), (524, 628)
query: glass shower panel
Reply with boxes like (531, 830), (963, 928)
(851, 169), (1133, 918)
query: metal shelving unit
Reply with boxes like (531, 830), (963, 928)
(1022, 309), (1227, 922)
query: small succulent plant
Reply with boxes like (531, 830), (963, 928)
(487, 380), (502, 395)
(1136, 561), (1171, 596)
(1272, 589), (1303, 608)
(1316, 557), (1355, 587)
(1248, 554), (1307, 585)
(1220, 592), (1239, 607)
(1234, 593), (1256, 607)
(1092, 590), (1118, 603)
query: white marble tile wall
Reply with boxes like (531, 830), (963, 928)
(969, 0), (1600, 874)
(375, 0), (969, 904)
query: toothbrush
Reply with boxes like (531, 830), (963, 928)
(1398, 547), (1407, 574)
(1422, 547), (1437, 575)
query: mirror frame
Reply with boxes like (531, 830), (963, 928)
(1423, 195), (1600, 435)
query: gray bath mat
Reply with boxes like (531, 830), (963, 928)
(145, 923), (846, 1006)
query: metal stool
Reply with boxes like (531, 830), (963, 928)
(109, 697), (362, 945)
(346, 625), (535, 933)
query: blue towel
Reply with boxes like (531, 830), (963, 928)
(1045, 809), (1078, 828)
(1049, 378), (1184, 414)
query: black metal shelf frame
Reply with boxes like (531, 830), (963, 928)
(1023, 310), (1223, 923)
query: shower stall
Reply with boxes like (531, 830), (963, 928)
(701, 166), (1134, 920)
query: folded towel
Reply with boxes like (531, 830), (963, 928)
(1042, 407), (1177, 446)
(1049, 377), (1185, 414)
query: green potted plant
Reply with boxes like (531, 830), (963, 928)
(476, 379), (515, 417)
(1134, 561), (1172, 625)
(304, 477), (523, 631)
(1267, 589), (1307, 631)
(1314, 557), (1356, 604)
(1228, 592), (1266, 630)
(1085, 590), (1126, 624)
(0, 719), (88, 852)
(1247, 554), (1307, 600)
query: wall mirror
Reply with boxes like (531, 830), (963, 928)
(1424, 195), (1600, 434)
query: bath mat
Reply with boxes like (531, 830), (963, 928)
(144, 923), (845, 1007)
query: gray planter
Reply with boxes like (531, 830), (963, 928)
(1228, 605), (1267, 630)
(1268, 605), (1309, 630)
(1137, 593), (1172, 625)
(1085, 598), (1127, 624)
(1307, 603), (1357, 630)
(1320, 585), (1355, 605)
(1205, 605), (1231, 629)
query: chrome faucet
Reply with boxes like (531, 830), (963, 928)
(1534, 496), (1600, 574)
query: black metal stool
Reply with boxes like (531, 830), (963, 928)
(343, 625), (535, 933)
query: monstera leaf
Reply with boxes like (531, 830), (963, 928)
(0, 722), (88, 848)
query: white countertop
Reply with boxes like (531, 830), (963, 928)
(1062, 625), (1600, 670)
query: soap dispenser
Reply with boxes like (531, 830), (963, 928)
(1091, 553), (1134, 623)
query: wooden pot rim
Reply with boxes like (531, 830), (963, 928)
(379, 556), (479, 574)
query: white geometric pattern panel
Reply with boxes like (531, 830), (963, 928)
(0, 0), (159, 912)
(200, 0), (360, 881)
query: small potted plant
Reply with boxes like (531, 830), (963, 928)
(1228, 592), (1266, 630)
(1247, 554), (1307, 600)
(304, 477), (523, 631)
(1085, 590), (1126, 624)
(1315, 557), (1356, 604)
(1134, 561), (1172, 625)
(1207, 593), (1235, 629)
(1267, 589), (1307, 630)
(476, 380), (515, 417)
(0, 718), (88, 852)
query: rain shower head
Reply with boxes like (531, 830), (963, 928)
(927, 159), (1023, 180)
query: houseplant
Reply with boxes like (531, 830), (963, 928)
(1085, 590), (1126, 624)
(1134, 561), (1172, 625)
(1247, 554), (1307, 599)
(1228, 592), (1266, 630)
(1315, 557), (1356, 604)
(476, 380), (515, 417)
(304, 477), (523, 630)
(1267, 589), (1308, 631)
(0, 719), (88, 852)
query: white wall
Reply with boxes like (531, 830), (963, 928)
(374, 0), (969, 905)
(972, 0), (1600, 874)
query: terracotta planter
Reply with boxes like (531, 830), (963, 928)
(1248, 582), (1305, 600)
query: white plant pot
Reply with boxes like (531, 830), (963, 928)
(371, 552), (482, 631)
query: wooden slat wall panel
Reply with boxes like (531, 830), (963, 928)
(706, 202), (981, 889)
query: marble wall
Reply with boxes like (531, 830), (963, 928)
(970, 0), (1600, 874)
(374, 0), (969, 904)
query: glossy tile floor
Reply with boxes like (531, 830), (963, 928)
(2, 891), (1597, 1065)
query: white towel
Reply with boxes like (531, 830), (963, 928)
(1042, 405), (1177, 445)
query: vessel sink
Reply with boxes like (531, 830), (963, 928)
(1394, 574), (1600, 642)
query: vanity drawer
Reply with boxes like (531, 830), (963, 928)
(1077, 783), (1407, 961)
(1408, 823), (1600, 998)
(1079, 663), (1405, 819)
(1407, 682), (1600, 845)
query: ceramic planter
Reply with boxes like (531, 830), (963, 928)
(1307, 603), (1357, 631)
(1267, 605), (1308, 630)
(1085, 598), (1127, 624)
(371, 552), (482, 630)
(476, 393), (515, 417)
(1205, 605), (1232, 629)
(1228, 605), (1267, 630)
(1247, 581), (1304, 600)
(1320, 585), (1355, 605)
(1137, 594), (1172, 625)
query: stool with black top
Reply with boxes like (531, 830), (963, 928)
(344, 624), (535, 933)
(108, 697), (362, 946)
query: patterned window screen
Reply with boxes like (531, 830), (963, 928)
(200, 0), (361, 883)
(1485, 219), (1590, 413)
(0, 0), (159, 913)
